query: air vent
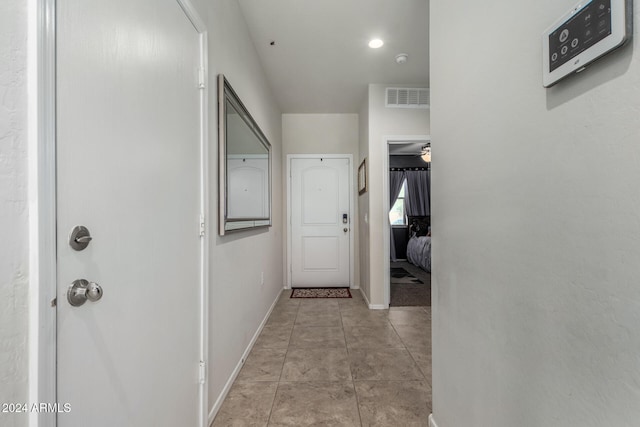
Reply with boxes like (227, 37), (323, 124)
(385, 87), (430, 109)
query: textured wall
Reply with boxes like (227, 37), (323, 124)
(0, 0), (29, 426)
(358, 95), (370, 301)
(431, 0), (640, 426)
(282, 113), (360, 288)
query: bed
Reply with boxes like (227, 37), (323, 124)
(406, 216), (431, 272)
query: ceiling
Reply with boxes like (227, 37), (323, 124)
(237, 0), (430, 113)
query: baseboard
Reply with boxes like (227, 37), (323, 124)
(360, 289), (386, 309)
(207, 292), (281, 426)
(429, 413), (438, 427)
(361, 288), (371, 306)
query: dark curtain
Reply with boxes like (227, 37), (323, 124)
(389, 170), (406, 261)
(405, 170), (430, 216)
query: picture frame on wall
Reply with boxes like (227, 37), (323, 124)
(358, 158), (367, 195)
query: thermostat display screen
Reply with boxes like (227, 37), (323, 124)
(549, 0), (612, 72)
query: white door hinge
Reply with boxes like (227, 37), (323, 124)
(198, 68), (206, 89)
(198, 361), (206, 384)
(199, 215), (205, 237)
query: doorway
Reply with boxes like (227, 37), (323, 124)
(383, 138), (431, 308)
(287, 155), (354, 288)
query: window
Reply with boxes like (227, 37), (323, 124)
(389, 180), (407, 226)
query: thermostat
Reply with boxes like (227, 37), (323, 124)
(542, 0), (632, 87)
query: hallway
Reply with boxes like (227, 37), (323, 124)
(212, 290), (432, 426)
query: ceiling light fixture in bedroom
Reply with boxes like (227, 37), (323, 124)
(421, 143), (431, 163)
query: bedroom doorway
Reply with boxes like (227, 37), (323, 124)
(383, 138), (431, 307)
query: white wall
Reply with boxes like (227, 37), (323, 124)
(431, 1), (640, 426)
(365, 84), (430, 306)
(0, 1), (29, 426)
(189, 0), (284, 421)
(282, 113), (360, 288)
(358, 98), (370, 301)
(282, 114), (359, 155)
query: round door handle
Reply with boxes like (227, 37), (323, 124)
(343, 228), (349, 232)
(67, 279), (103, 307)
(86, 282), (103, 302)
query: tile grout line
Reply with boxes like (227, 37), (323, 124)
(339, 295), (364, 427)
(387, 306), (433, 414)
(388, 319), (427, 382)
(266, 292), (300, 426)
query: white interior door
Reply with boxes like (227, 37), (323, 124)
(290, 157), (351, 287)
(56, 1), (203, 426)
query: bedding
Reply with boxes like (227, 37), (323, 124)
(406, 234), (431, 272)
(406, 216), (431, 272)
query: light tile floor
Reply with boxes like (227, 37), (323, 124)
(212, 289), (432, 427)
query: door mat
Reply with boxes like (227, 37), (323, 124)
(390, 267), (424, 284)
(291, 288), (352, 298)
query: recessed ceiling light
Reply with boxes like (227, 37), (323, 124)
(368, 39), (384, 49)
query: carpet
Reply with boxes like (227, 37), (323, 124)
(291, 288), (352, 298)
(390, 267), (423, 284)
(390, 265), (430, 307)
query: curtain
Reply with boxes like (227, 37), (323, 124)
(405, 170), (430, 216)
(389, 170), (406, 261)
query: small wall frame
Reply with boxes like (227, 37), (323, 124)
(358, 158), (367, 195)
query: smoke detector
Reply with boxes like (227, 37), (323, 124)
(395, 53), (409, 64)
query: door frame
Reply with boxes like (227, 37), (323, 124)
(286, 154), (355, 289)
(28, 1), (210, 426)
(382, 135), (430, 307)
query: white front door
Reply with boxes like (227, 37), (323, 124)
(56, 0), (203, 426)
(290, 157), (351, 287)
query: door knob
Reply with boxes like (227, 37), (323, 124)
(343, 228), (348, 232)
(67, 279), (103, 307)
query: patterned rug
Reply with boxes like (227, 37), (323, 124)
(291, 288), (352, 298)
(390, 267), (423, 284)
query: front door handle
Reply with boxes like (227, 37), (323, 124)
(67, 279), (103, 307)
(343, 228), (348, 233)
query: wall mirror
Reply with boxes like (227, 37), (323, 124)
(218, 74), (272, 235)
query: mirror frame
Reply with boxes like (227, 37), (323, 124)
(218, 74), (272, 235)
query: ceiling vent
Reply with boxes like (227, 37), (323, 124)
(385, 87), (430, 109)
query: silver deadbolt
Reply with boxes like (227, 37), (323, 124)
(67, 279), (103, 307)
(69, 226), (93, 251)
